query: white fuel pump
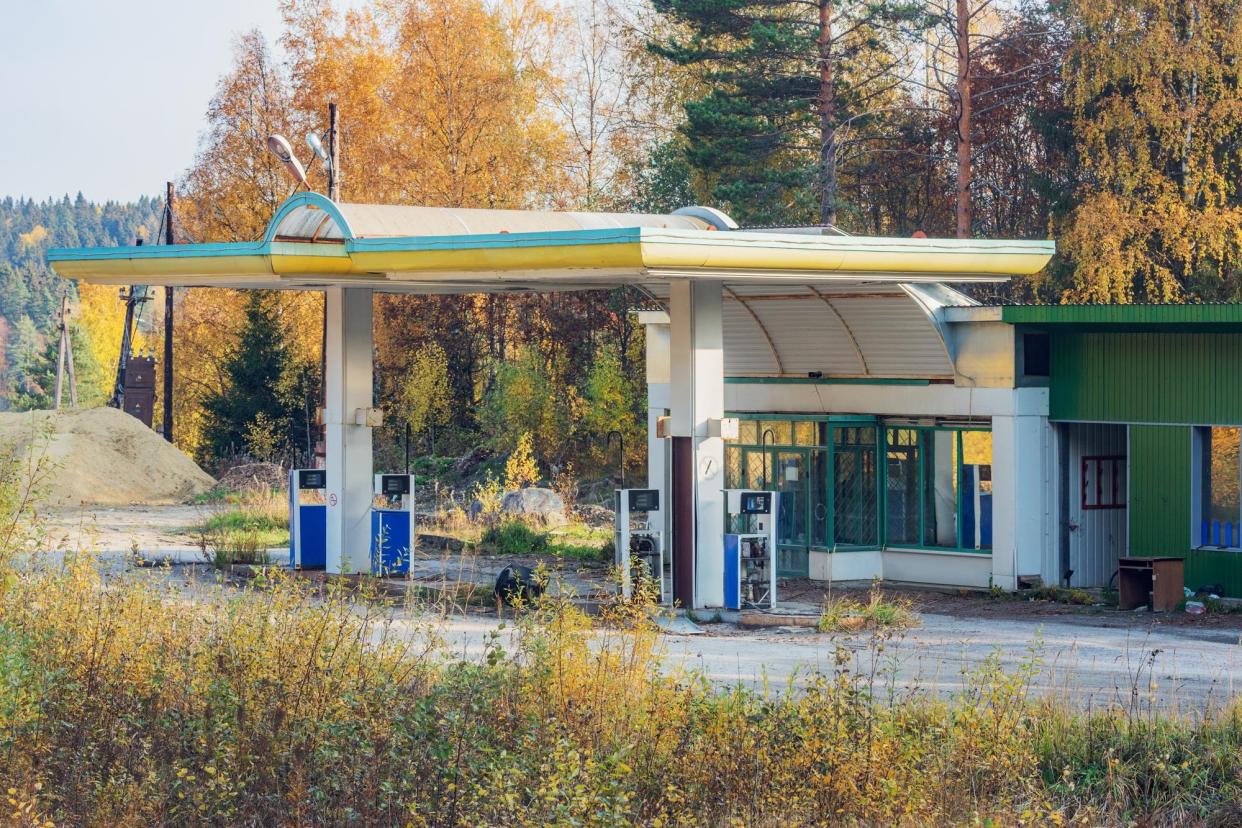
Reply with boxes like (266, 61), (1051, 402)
(614, 488), (665, 602)
(723, 489), (778, 610)
(289, 468), (327, 569)
(371, 473), (414, 577)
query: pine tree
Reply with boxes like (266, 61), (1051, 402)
(200, 291), (302, 464)
(649, 0), (909, 226)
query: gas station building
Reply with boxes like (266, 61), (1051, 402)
(50, 193), (1242, 603)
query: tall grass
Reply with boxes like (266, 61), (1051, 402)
(0, 446), (1240, 824)
(194, 486), (289, 567)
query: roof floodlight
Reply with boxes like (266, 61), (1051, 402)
(306, 132), (329, 162)
(266, 134), (309, 187)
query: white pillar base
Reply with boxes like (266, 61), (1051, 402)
(669, 280), (725, 608)
(324, 287), (374, 575)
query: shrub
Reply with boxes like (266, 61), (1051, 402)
(503, 431), (540, 490)
(481, 520), (549, 555)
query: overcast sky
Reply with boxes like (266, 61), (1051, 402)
(0, 0), (286, 203)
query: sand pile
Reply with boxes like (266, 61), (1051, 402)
(0, 407), (216, 506)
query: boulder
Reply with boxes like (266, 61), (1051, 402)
(500, 487), (567, 526)
(575, 503), (615, 529)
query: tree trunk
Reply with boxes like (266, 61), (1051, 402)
(818, 0), (837, 227)
(955, 0), (972, 238)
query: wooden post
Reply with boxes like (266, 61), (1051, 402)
(163, 182), (176, 442)
(54, 294), (69, 409)
(65, 307), (78, 408)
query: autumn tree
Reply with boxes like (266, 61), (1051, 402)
(1060, 0), (1242, 302)
(279, 0), (568, 207)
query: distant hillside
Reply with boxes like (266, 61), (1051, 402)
(0, 194), (161, 410)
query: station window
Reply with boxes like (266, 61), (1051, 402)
(884, 428), (992, 551)
(1194, 426), (1242, 549)
(1022, 332), (1050, 377)
(1081, 456), (1126, 510)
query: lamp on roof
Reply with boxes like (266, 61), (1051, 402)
(266, 134), (309, 189)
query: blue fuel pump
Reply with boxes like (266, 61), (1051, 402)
(289, 468), (327, 569)
(371, 473), (414, 576)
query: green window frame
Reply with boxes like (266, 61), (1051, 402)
(723, 414), (992, 556)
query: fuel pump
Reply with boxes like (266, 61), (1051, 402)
(289, 468), (327, 569)
(371, 473), (414, 577)
(723, 490), (778, 610)
(614, 488), (665, 602)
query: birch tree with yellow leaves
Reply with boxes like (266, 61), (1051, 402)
(1060, 0), (1242, 303)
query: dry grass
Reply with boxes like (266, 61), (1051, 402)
(818, 583), (920, 633)
(1, 449), (1241, 825)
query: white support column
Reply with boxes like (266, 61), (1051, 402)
(640, 310), (670, 491)
(324, 287), (374, 574)
(639, 311), (671, 537)
(991, 391), (1051, 590)
(669, 280), (725, 608)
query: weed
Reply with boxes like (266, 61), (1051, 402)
(818, 583), (919, 632)
(193, 487), (288, 566)
(1033, 585), (1098, 605)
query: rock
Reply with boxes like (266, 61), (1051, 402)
(575, 503), (615, 528)
(500, 487), (567, 526)
(218, 461), (287, 492)
(452, 446), (491, 479)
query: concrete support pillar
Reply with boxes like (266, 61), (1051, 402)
(991, 404), (1051, 590)
(324, 287), (374, 574)
(668, 280), (725, 608)
(639, 311), (671, 542)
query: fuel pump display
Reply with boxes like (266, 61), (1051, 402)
(289, 468), (327, 569)
(371, 474), (414, 577)
(724, 490), (778, 610)
(614, 488), (665, 602)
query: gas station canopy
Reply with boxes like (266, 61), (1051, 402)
(48, 192), (1055, 293)
(46, 192), (1057, 602)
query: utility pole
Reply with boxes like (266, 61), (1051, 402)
(53, 293), (78, 409)
(316, 102), (340, 468)
(110, 240), (151, 410)
(327, 102), (341, 201)
(163, 182), (176, 442)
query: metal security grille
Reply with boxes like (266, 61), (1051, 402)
(834, 427), (878, 546)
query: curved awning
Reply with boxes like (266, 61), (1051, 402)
(48, 192), (1056, 292)
(648, 282), (969, 379)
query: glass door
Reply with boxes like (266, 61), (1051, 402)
(774, 450), (810, 577)
(833, 426), (879, 547)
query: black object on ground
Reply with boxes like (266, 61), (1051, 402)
(495, 564), (544, 606)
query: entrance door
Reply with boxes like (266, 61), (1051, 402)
(774, 450), (810, 577)
(832, 426), (879, 547)
(1060, 423), (1128, 587)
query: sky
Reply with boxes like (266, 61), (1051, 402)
(0, 0), (287, 204)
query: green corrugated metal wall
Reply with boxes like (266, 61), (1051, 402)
(1052, 335), (1242, 597)
(1050, 332), (1242, 425)
(1124, 425), (1242, 596)
(1128, 426), (1191, 554)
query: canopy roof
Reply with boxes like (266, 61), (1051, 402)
(47, 193), (1057, 379)
(48, 192), (1055, 293)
